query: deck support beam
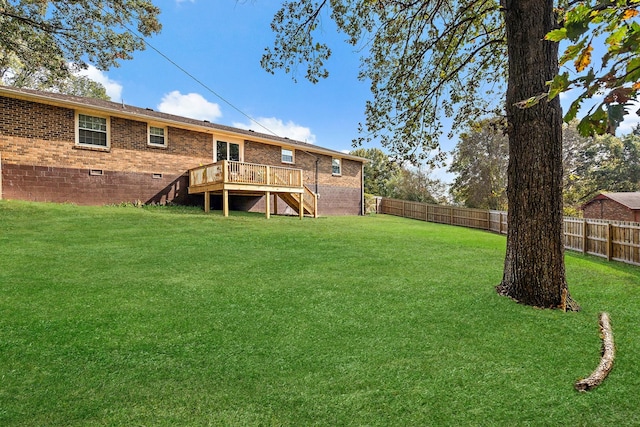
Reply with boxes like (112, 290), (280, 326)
(273, 193), (278, 215)
(265, 191), (271, 219)
(223, 189), (229, 217)
(299, 192), (304, 220)
(204, 191), (210, 213)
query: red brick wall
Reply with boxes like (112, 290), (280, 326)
(243, 140), (363, 215)
(0, 96), (213, 205)
(235, 185), (363, 216)
(244, 140), (282, 166)
(0, 96), (74, 141)
(2, 164), (189, 205)
(583, 199), (635, 221)
(1, 95), (363, 214)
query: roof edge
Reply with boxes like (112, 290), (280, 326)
(0, 85), (367, 163)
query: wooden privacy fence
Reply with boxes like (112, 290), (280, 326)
(379, 198), (640, 267)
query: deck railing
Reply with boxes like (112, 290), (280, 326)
(189, 160), (303, 188)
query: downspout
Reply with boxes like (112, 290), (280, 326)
(361, 162), (365, 216)
(315, 157), (319, 195)
(299, 149), (320, 196)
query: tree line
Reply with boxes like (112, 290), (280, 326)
(450, 119), (640, 216)
(355, 119), (640, 217)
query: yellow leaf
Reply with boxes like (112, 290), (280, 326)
(622, 8), (639, 20)
(574, 44), (593, 72)
(633, 82), (640, 90)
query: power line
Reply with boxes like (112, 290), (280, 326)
(140, 38), (281, 137)
(89, 0), (282, 137)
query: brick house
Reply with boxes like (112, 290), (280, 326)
(0, 86), (366, 216)
(582, 192), (640, 222)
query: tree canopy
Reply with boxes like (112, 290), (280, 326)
(1, 52), (110, 99)
(449, 118), (640, 215)
(0, 0), (161, 86)
(548, 1), (640, 136)
(350, 147), (444, 202)
(448, 118), (508, 210)
(262, 1), (506, 165)
(350, 148), (399, 197)
(571, 132), (640, 199)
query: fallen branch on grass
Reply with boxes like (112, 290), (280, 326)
(575, 312), (615, 392)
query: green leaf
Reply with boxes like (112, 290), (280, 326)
(565, 4), (593, 40)
(607, 103), (627, 134)
(559, 40), (586, 66)
(545, 28), (567, 42)
(548, 72), (570, 100)
(578, 106), (608, 137)
(626, 57), (640, 82)
(564, 97), (584, 123)
(565, 21), (591, 41)
(605, 26), (627, 47)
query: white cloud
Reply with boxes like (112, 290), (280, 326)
(157, 91), (222, 121)
(75, 65), (123, 101)
(233, 117), (317, 144)
(616, 101), (640, 135)
(559, 88), (574, 102)
(176, 0), (195, 3)
(561, 92), (640, 135)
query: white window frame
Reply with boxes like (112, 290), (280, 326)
(75, 112), (110, 149)
(332, 158), (342, 176)
(148, 125), (167, 147)
(281, 148), (294, 164)
(214, 139), (243, 162)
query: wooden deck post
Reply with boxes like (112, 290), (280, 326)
(273, 193), (278, 215)
(313, 193), (318, 218)
(299, 192), (304, 220)
(222, 160), (228, 183)
(265, 191), (271, 219)
(204, 191), (210, 213)
(223, 189), (229, 217)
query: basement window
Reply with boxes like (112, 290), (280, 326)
(89, 169), (104, 176)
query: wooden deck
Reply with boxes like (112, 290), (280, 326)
(188, 160), (318, 218)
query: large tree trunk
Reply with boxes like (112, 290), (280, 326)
(497, 0), (578, 310)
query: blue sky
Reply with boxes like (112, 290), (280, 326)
(79, 1), (640, 184)
(84, 0), (371, 153)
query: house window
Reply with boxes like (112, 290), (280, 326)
(332, 158), (342, 176)
(77, 113), (108, 147)
(281, 148), (294, 164)
(148, 126), (166, 146)
(216, 141), (240, 162)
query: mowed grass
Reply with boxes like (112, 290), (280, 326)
(0, 200), (639, 426)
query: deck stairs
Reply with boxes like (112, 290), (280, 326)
(278, 185), (318, 217)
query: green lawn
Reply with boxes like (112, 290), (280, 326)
(0, 200), (638, 426)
